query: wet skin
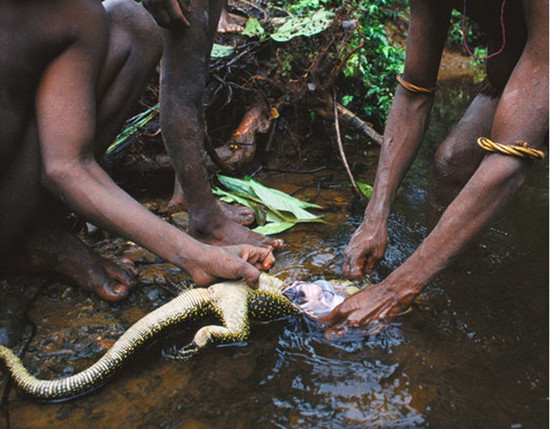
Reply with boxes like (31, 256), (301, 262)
(0, 0), (275, 301)
(323, 0), (548, 334)
(141, 0), (281, 249)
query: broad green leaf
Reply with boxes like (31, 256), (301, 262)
(356, 181), (373, 198)
(211, 44), (234, 58)
(215, 183), (298, 223)
(212, 187), (254, 208)
(217, 175), (255, 197)
(252, 222), (296, 235)
(215, 175), (326, 233)
(242, 17), (266, 38)
(247, 180), (322, 220)
(246, 178), (323, 209)
(265, 210), (287, 223)
(270, 9), (334, 42)
(250, 201), (266, 226)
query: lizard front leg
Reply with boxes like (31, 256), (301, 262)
(167, 283), (250, 361)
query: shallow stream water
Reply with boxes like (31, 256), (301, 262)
(1, 53), (548, 428)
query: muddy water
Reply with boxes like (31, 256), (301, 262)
(1, 57), (548, 428)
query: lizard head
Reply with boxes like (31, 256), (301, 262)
(282, 280), (359, 320)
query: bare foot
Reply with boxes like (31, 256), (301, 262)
(168, 177), (255, 226)
(19, 228), (138, 302)
(188, 207), (282, 249)
(217, 8), (245, 34)
(169, 198), (255, 226)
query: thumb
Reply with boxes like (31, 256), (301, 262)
(238, 262), (261, 289)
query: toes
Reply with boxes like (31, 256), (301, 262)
(105, 259), (138, 290)
(262, 236), (283, 249)
(94, 281), (130, 302)
(118, 257), (139, 277)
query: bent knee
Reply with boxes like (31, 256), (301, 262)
(433, 139), (466, 183)
(105, 0), (163, 62)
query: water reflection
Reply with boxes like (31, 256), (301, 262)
(266, 318), (423, 428)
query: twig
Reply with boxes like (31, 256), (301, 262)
(315, 102), (383, 146)
(333, 89), (362, 198)
(336, 103), (383, 146)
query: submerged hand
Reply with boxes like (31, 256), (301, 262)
(319, 282), (415, 338)
(185, 244), (275, 288)
(343, 220), (388, 278)
(142, 0), (191, 28)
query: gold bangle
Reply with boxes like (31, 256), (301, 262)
(396, 73), (437, 94)
(477, 137), (545, 160)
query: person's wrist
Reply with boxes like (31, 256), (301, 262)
(176, 237), (207, 271)
(382, 271), (423, 301)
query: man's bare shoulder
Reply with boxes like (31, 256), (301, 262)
(0, 0), (106, 39)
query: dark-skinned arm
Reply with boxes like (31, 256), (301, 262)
(35, 3), (273, 288)
(324, 0), (548, 333)
(343, 0), (451, 278)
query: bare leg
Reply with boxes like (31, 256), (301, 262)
(2, 0), (162, 301)
(168, 175), (255, 226)
(429, 93), (499, 223)
(159, 0), (280, 248)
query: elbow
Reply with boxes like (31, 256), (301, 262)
(41, 160), (83, 196)
(480, 155), (528, 199)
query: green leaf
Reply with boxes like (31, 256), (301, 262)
(246, 178), (323, 210)
(242, 17), (266, 38)
(248, 180), (322, 220)
(212, 187), (253, 208)
(270, 9), (334, 42)
(252, 222), (296, 235)
(211, 44), (234, 58)
(217, 175), (255, 196)
(215, 175), (326, 233)
(356, 181), (373, 198)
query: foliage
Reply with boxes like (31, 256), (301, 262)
(342, 0), (404, 122)
(270, 9), (334, 42)
(448, 9), (485, 48)
(213, 175), (324, 235)
(270, 0), (405, 125)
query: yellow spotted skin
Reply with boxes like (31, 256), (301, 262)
(0, 274), (296, 402)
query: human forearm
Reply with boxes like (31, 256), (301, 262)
(385, 154), (527, 295)
(332, 155), (530, 329)
(366, 88), (434, 220)
(42, 158), (202, 267)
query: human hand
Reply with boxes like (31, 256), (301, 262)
(343, 220), (388, 278)
(142, 0), (191, 28)
(185, 244), (275, 288)
(318, 282), (414, 338)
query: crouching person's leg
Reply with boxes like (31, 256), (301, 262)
(429, 91), (499, 225)
(1, 0), (162, 302)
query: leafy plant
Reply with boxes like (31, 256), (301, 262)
(448, 9), (485, 48)
(339, 0), (404, 124)
(213, 175), (325, 235)
(270, 0), (405, 125)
